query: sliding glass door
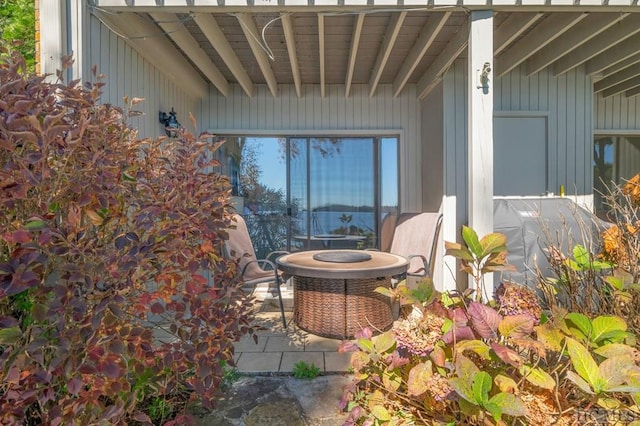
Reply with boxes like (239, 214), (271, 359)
(224, 135), (398, 256)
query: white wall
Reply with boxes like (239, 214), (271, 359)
(84, 14), (198, 139)
(201, 83), (423, 213)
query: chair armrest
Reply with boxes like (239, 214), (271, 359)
(265, 250), (290, 262)
(406, 254), (430, 277)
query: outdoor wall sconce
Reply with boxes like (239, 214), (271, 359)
(159, 108), (180, 137)
(477, 62), (491, 94)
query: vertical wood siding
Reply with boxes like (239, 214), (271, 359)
(595, 93), (640, 130)
(201, 83), (422, 212)
(87, 15), (197, 139)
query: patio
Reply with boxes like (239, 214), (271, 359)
(233, 282), (354, 375)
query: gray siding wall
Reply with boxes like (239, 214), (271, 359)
(201, 83), (423, 213)
(86, 15), (197, 139)
(595, 94), (640, 131)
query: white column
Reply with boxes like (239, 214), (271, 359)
(39, 0), (66, 81)
(467, 10), (494, 297)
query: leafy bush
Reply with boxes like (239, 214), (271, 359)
(0, 49), (258, 424)
(292, 361), (320, 380)
(340, 227), (640, 425)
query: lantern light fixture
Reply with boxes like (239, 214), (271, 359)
(159, 108), (180, 137)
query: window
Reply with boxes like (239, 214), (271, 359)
(594, 135), (640, 217)
(221, 135), (399, 257)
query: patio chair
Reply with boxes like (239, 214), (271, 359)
(226, 213), (289, 328)
(387, 212), (443, 287)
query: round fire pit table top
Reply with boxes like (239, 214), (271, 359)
(277, 250), (409, 279)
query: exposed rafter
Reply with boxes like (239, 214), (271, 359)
(369, 11), (406, 98)
(318, 13), (325, 99)
(599, 53), (640, 78)
(149, 13), (230, 97)
(525, 13), (626, 76)
(494, 12), (543, 56)
(553, 14), (640, 75)
(281, 13), (301, 99)
(594, 64), (640, 93)
(92, 9), (208, 99)
(585, 33), (640, 76)
(236, 13), (278, 97)
(393, 12), (451, 98)
(345, 13), (365, 98)
(602, 75), (640, 98)
(417, 25), (468, 100)
(496, 13), (587, 77)
(194, 13), (254, 98)
(626, 85), (640, 98)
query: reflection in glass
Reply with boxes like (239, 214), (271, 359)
(594, 136), (640, 218)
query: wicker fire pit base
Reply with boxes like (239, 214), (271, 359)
(293, 275), (393, 339)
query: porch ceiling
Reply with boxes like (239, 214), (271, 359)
(91, 6), (640, 100)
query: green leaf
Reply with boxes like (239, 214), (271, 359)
(356, 338), (374, 353)
(479, 233), (508, 257)
(494, 374), (518, 393)
(407, 361), (433, 396)
(484, 401), (503, 422)
(373, 331), (396, 354)
(604, 276), (624, 291)
(594, 343), (638, 359)
(472, 371), (492, 405)
(24, 219), (45, 230)
(374, 286), (393, 297)
(456, 340), (492, 360)
(449, 377), (475, 404)
(572, 245), (591, 268)
(591, 316), (627, 344)
(566, 370), (594, 394)
(461, 226), (483, 258)
(519, 365), (556, 390)
(565, 313), (593, 341)
(0, 327), (22, 344)
(489, 392), (528, 417)
(444, 246), (475, 262)
(371, 405), (391, 421)
(499, 314), (535, 339)
(566, 337), (604, 391)
(599, 355), (634, 390)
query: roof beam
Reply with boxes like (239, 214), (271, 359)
(281, 13), (301, 99)
(553, 14), (640, 75)
(236, 13), (278, 97)
(602, 75), (640, 98)
(417, 24), (468, 100)
(625, 85), (640, 98)
(149, 13), (230, 97)
(92, 9), (207, 99)
(525, 13), (627, 76)
(393, 12), (451, 98)
(194, 13), (253, 98)
(585, 33), (640, 76)
(496, 12), (587, 77)
(598, 52), (640, 78)
(318, 14), (325, 99)
(594, 64), (640, 93)
(345, 13), (365, 98)
(369, 11), (406, 98)
(494, 12), (543, 56)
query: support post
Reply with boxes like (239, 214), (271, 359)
(467, 10), (494, 298)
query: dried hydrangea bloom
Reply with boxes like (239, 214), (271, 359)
(393, 312), (445, 357)
(495, 281), (543, 324)
(426, 373), (455, 403)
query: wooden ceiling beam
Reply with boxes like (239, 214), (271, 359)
(194, 13), (253, 97)
(494, 12), (543, 55)
(601, 75), (640, 98)
(393, 12), (451, 98)
(598, 53), (640, 78)
(586, 33), (640, 76)
(369, 11), (406, 98)
(236, 13), (278, 97)
(417, 25), (468, 100)
(594, 64), (640, 93)
(496, 12), (587, 77)
(92, 9), (208, 99)
(345, 13), (365, 98)
(149, 12), (230, 97)
(553, 14), (640, 75)
(525, 13), (627, 76)
(625, 85), (640, 98)
(281, 13), (301, 99)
